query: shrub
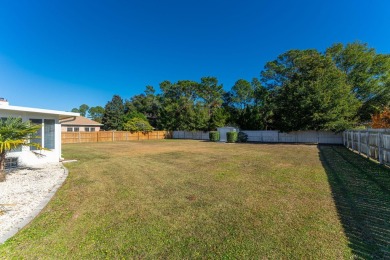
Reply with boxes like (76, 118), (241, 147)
(209, 131), (220, 142)
(123, 117), (153, 132)
(237, 131), (248, 143)
(227, 131), (238, 143)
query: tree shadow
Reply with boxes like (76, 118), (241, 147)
(319, 145), (390, 259)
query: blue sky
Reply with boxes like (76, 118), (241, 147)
(1, 0), (389, 111)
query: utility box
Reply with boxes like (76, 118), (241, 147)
(217, 127), (238, 142)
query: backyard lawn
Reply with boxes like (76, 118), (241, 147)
(0, 140), (389, 258)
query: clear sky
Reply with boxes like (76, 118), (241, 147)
(1, 0), (389, 111)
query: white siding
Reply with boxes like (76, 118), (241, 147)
(0, 111), (62, 164)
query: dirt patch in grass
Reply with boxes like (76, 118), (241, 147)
(0, 140), (355, 258)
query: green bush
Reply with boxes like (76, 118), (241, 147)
(123, 117), (153, 132)
(226, 131), (238, 143)
(209, 131), (220, 142)
(238, 131), (248, 142)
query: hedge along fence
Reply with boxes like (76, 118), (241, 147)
(62, 131), (172, 144)
(344, 129), (390, 166)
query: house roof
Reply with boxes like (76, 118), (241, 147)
(0, 104), (80, 119)
(60, 116), (103, 126)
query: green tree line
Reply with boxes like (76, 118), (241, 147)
(72, 42), (390, 132)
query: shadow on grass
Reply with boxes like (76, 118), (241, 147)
(319, 145), (390, 259)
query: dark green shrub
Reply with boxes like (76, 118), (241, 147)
(209, 131), (220, 142)
(226, 131), (238, 143)
(238, 131), (248, 143)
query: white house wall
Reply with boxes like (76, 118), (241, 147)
(0, 111), (62, 164)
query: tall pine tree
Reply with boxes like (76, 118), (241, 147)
(101, 95), (125, 130)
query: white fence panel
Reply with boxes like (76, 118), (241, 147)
(297, 131), (318, 143)
(173, 131), (184, 139)
(278, 132), (296, 143)
(172, 131), (210, 140)
(241, 131), (279, 142)
(173, 130), (342, 144)
(318, 131), (343, 144)
(344, 129), (390, 165)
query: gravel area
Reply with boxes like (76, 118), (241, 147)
(0, 163), (68, 243)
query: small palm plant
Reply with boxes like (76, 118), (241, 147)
(0, 117), (42, 181)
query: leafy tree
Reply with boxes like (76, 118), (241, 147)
(231, 79), (254, 110)
(223, 78), (269, 130)
(252, 78), (273, 130)
(198, 77), (226, 130)
(88, 106), (105, 123)
(0, 118), (42, 181)
(326, 42), (390, 121)
(371, 107), (390, 128)
(124, 86), (160, 127)
(71, 104), (89, 117)
(123, 111), (148, 122)
(101, 95), (125, 130)
(157, 80), (203, 131)
(123, 118), (153, 132)
(262, 49), (359, 132)
(78, 104), (90, 117)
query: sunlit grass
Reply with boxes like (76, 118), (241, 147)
(0, 140), (353, 258)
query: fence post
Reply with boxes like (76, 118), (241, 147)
(366, 131), (369, 158)
(78, 131), (81, 143)
(343, 132), (345, 146)
(351, 131), (354, 150)
(157, 131), (159, 139)
(138, 131), (140, 141)
(358, 131), (361, 154)
(112, 131), (114, 142)
(378, 132), (383, 164)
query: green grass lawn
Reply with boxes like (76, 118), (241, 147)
(0, 140), (388, 258)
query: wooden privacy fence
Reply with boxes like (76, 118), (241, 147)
(344, 129), (390, 165)
(172, 130), (343, 144)
(62, 131), (172, 144)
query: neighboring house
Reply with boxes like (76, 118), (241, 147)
(0, 98), (79, 165)
(60, 116), (102, 132)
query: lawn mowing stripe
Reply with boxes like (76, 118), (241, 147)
(319, 146), (380, 258)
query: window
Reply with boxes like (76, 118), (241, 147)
(85, 127), (90, 132)
(74, 127), (79, 132)
(44, 119), (55, 149)
(30, 119), (42, 151)
(67, 127), (73, 132)
(91, 128), (95, 132)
